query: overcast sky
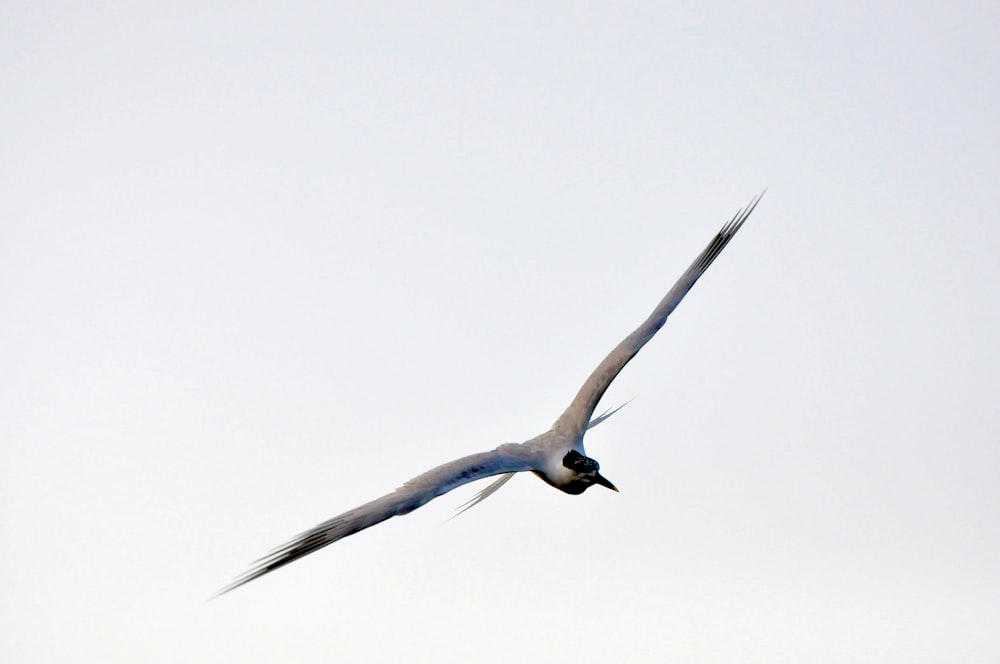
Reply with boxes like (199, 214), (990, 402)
(2, 2), (998, 662)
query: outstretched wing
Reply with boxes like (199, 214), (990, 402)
(215, 445), (535, 596)
(554, 193), (763, 437)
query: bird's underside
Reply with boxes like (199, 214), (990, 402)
(215, 193), (763, 597)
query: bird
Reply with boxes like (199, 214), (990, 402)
(216, 193), (763, 596)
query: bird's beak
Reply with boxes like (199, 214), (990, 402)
(594, 472), (619, 492)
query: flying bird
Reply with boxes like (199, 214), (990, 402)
(217, 193), (763, 596)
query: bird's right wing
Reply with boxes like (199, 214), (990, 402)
(215, 444), (536, 596)
(554, 193), (763, 437)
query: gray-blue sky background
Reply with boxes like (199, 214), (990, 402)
(2, 2), (998, 662)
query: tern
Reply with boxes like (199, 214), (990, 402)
(217, 194), (762, 596)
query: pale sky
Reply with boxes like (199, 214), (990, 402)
(2, 2), (998, 662)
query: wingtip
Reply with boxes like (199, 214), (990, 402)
(209, 575), (251, 600)
(723, 190), (766, 237)
(744, 189), (766, 219)
(207, 584), (235, 601)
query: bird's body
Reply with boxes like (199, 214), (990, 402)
(217, 194), (763, 596)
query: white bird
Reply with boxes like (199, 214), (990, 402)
(217, 194), (763, 596)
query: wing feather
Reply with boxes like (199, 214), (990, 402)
(554, 193), (763, 436)
(215, 445), (535, 596)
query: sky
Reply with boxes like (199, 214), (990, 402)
(2, 2), (998, 662)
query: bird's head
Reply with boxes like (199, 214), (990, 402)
(558, 450), (618, 495)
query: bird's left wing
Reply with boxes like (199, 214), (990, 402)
(554, 193), (763, 436)
(215, 444), (536, 596)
